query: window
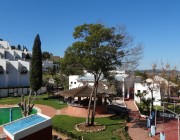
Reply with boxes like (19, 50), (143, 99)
(0, 53), (3, 59)
(15, 55), (21, 60)
(137, 90), (141, 93)
(0, 44), (4, 49)
(20, 67), (28, 74)
(0, 66), (4, 74)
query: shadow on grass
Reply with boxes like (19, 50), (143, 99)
(109, 113), (128, 120)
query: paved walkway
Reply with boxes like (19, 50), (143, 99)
(125, 100), (154, 140)
(153, 118), (178, 140)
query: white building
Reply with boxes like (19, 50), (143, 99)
(134, 79), (161, 106)
(42, 60), (59, 72)
(69, 71), (138, 99)
(0, 40), (30, 88)
(69, 75), (83, 89)
(0, 40), (31, 60)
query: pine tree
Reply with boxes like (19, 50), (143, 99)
(30, 34), (42, 94)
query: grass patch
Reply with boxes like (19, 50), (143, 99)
(0, 94), (67, 109)
(52, 115), (126, 140)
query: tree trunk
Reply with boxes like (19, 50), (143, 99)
(86, 85), (95, 125)
(18, 94), (34, 117)
(91, 81), (98, 125)
(151, 90), (154, 110)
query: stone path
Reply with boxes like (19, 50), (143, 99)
(125, 100), (154, 140)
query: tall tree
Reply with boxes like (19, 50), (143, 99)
(17, 44), (22, 50)
(30, 34), (42, 95)
(62, 23), (143, 126)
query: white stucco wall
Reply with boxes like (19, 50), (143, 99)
(0, 60), (7, 87)
(14, 50), (22, 59)
(0, 40), (32, 60)
(0, 41), (10, 49)
(0, 59), (30, 88)
(42, 60), (54, 68)
(0, 48), (5, 59)
(0, 89), (8, 97)
(69, 75), (82, 89)
(134, 83), (161, 106)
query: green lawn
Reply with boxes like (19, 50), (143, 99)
(0, 94), (67, 109)
(52, 115), (128, 140)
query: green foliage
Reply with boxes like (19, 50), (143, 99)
(61, 23), (128, 76)
(30, 34), (42, 92)
(42, 51), (51, 60)
(134, 70), (148, 80)
(17, 44), (21, 50)
(25, 53), (31, 59)
(62, 23), (143, 76)
(11, 45), (16, 49)
(0, 94), (67, 109)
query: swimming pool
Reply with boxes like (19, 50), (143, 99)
(3, 113), (51, 140)
(0, 107), (37, 125)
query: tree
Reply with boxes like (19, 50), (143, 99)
(18, 94), (34, 117)
(134, 70), (148, 80)
(42, 51), (51, 60)
(160, 63), (179, 98)
(11, 45), (16, 49)
(62, 23), (143, 126)
(30, 34), (42, 95)
(17, 44), (21, 50)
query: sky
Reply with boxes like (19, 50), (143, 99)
(0, 0), (180, 70)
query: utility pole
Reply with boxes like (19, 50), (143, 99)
(178, 116), (179, 140)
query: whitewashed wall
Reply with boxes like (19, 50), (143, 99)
(0, 41), (9, 49)
(134, 83), (161, 106)
(0, 60), (30, 88)
(69, 75), (82, 89)
(42, 60), (54, 68)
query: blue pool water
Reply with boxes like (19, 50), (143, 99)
(4, 114), (47, 135)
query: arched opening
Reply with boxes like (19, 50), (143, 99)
(0, 52), (4, 59)
(0, 65), (4, 74)
(20, 66), (28, 74)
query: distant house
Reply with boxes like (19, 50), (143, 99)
(42, 60), (59, 72)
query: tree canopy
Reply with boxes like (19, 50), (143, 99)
(62, 23), (143, 125)
(30, 34), (42, 92)
(42, 51), (51, 60)
(62, 23), (142, 77)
